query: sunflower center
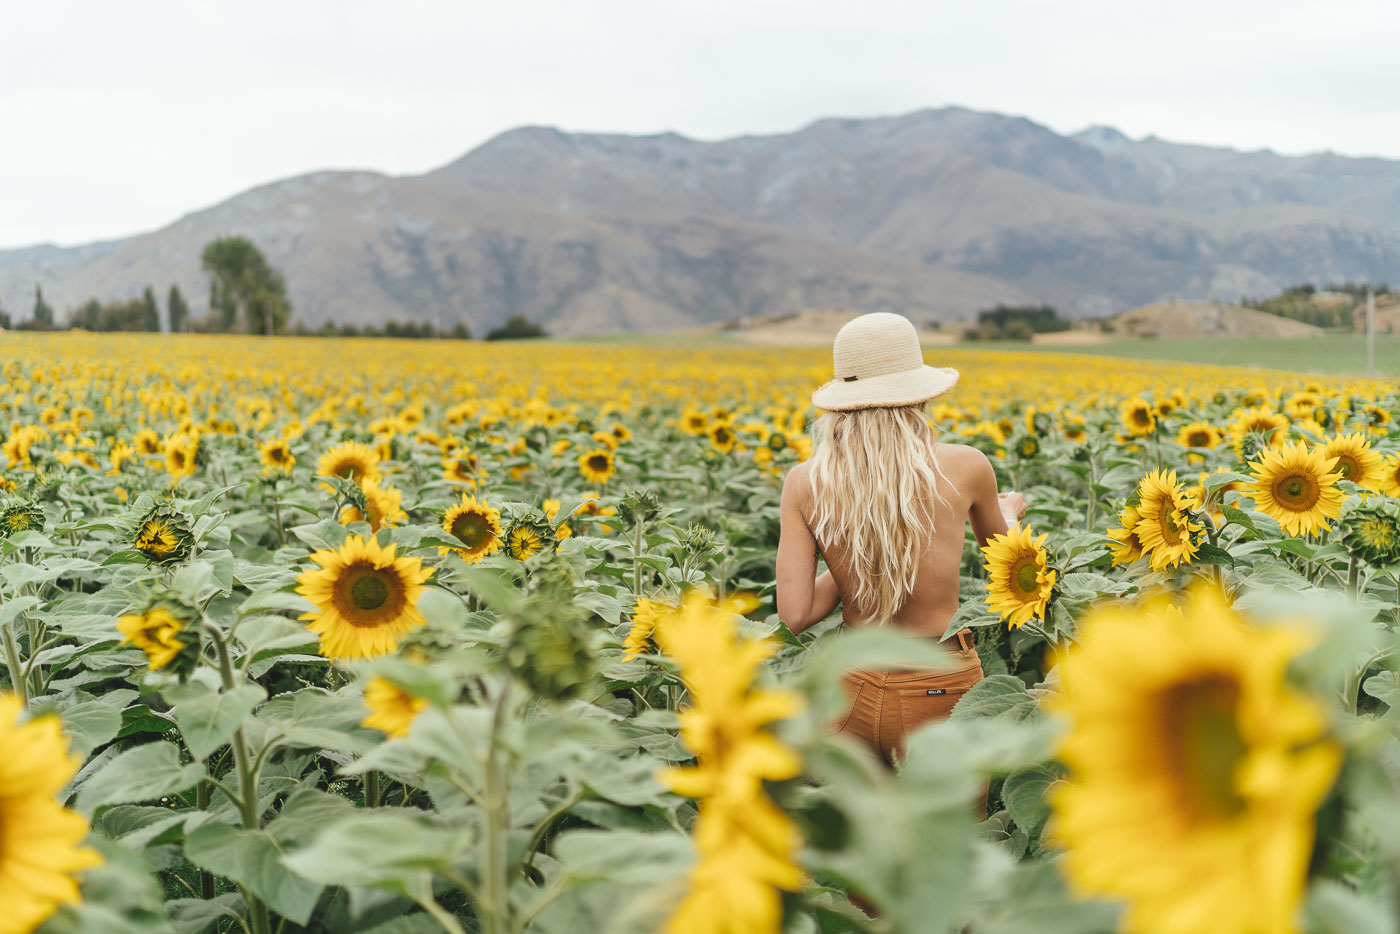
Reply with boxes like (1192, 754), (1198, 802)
(1012, 556), (1041, 595)
(1333, 455), (1357, 480)
(1160, 509), (1183, 543)
(1361, 518), (1396, 548)
(1133, 409), (1151, 426)
(1159, 675), (1248, 820)
(452, 512), (492, 549)
(349, 572), (391, 611)
(1188, 432), (1209, 446)
(1273, 471), (1320, 511)
(588, 455), (609, 471)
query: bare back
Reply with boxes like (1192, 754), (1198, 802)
(777, 442), (1010, 639)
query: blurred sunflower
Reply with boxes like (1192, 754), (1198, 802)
(442, 453), (480, 486)
(1118, 397), (1156, 437)
(982, 525), (1057, 628)
(296, 534), (433, 660)
(116, 605), (191, 671)
(707, 422), (738, 454)
(339, 476), (407, 533)
(163, 432), (199, 483)
(1246, 440), (1345, 537)
(259, 438), (295, 474)
(0, 693), (104, 932)
(316, 440), (381, 489)
(1048, 584), (1341, 934)
(1320, 432), (1381, 490)
(440, 495), (503, 564)
(622, 596), (664, 662)
(1174, 421), (1223, 451)
(1228, 406), (1289, 458)
(578, 448), (616, 484)
(361, 677), (428, 739)
(679, 408), (709, 435)
(132, 427), (161, 457)
(1379, 452), (1400, 498)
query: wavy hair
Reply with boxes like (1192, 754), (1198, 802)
(807, 404), (953, 624)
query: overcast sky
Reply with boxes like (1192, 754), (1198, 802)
(2, 0), (1396, 248)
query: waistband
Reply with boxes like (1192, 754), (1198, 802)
(836, 623), (978, 653)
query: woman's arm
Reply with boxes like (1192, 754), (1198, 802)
(968, 450), (1026, 547)
(776, 470), (840, 633)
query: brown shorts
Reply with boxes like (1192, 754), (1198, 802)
(832, 629), (984, 767)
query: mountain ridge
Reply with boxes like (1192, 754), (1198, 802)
(3, 105), (1398, 334)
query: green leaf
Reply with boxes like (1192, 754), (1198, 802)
(553, 829), (693, 884)
(950, 675), (1041, 722)
(166, 894), (247, 934)
(281, 810), (470, 893)
(1194, 543), (1236, 567)
(0, 595), (40, 627)
(56, 694), (124, 757)
(289, 518), (349, 552)
(249, 688), (376, 754)
(170, 683), (267, 760)
(1219, 503), (1258, 534)
(1204, 471), (1254, 493)
(76, 741), (205, 813)
(1269, 537), (1317, 559)
(237, 589), (316, 617)
(1001, 763), (1064, 842)
(184, 822), (323, 925)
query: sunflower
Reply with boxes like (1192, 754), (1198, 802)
(361, 677), (428, 739)
(1015, 435), (1040, 459)
(440, 495), (503, 564)
(982, 525), (1057, 628)
(442, 453), (480, 486)
(296, 534), (433, 660)
(133, 428), (162, 457)
(133, 508), (193, 565)
(259, 438), (295, 474)
(1228, 406), (1289, 458)
(116, 606), (191, 671)
(1361, 403), (1392, 436)
(578, 448), (616, 484)
(163, 432), (199, 483)
(1174, 421), (1222, 451)
(1133, 468), (1203, 571)
(0, 693), (104, 932)
(679, 408), (709, 435)
(1, 502), (44, 538)
(1047, 584), (1341, 934)
(609, 422), (632, 443)
(707, 422), (738, 454)
(621, 596), (664, 662)
(339, 476), (407, 533)
(505, 522), (548, 561)
(1106, 503), (1145, 566)
(1119, 397), (1156, 437)
(1245, 440), (1345, 537)
(316, 440), (381, 489)
(1379, 452), (1400, 498)
(1320, 432), (1382, 490)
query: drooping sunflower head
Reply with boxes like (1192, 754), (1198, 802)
(440, 495), (503, 564)
(339, 476), (406, 533)
(116, 602), (198, 674)
(0, 501), (44, 538)
(1246, 440), (1346, 537)
(1106, 503), (1145, 567)
(1047, 583), (1341, 934)
(316, 441), (381, 489)
(0, 692), (104, 932)
(981, 524), (1057, 628)
(578, 448), (616, 484)
(1320, 432), (1381, 490)
(132, 505), (194, 565)
(296, 534), (434, 660)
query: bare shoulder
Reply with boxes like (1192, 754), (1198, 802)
(933, 442), (994, 483)
(781, 461), (813, 502)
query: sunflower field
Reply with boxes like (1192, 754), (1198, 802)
(5, 330), (1400, 934)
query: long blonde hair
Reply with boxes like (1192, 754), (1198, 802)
(807, 404), (953, 624)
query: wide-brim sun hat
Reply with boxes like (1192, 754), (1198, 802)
(811, 312), (959, 411)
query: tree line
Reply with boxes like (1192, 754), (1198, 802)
(0, 236), (547, 340)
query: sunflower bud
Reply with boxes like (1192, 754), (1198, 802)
(132, 503), (195, 565)
(1237, 432), (1269, 464)
(1341, 499), (1400, 567)
(503, 513), (555, 563)
(116, 596), (201, 678)
(617, 488), (661, 528)
(500, 558), (595, 701)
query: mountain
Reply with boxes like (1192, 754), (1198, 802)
(4, 106), (1399, 334)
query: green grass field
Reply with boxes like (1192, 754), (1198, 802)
(1001, 334), (1400, 378)
(575, 330), (1400, 378)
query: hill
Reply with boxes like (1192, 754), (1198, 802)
(1107, 301), (1326, 339)
(3, 107), (1400, 334)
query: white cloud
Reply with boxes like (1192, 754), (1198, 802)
(2, 0), (1397, 247)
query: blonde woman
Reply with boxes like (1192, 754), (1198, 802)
(777, 312), (1025, 767)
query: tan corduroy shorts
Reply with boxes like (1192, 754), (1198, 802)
(832, 628), (984, 767)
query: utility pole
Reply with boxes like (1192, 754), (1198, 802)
(1367, 285), (1376, 379)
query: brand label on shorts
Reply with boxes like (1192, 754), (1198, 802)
(926, 689), (947, 695)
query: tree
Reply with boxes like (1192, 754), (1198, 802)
(485, 315), (547, 341)
(168, 285), (189, 333)
(142, 286), (160, 332)
(33, 285), (53, 326)
(448, 321), (471, 340)
(200, 236), (292, 335)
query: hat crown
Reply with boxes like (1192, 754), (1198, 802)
(832, 313), (924, 380)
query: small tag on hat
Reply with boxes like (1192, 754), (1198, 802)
(842, 375), (859, 382)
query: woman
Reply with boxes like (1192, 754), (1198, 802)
(776, 312), (1025, 767)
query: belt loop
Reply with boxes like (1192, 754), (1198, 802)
(955, 629), (975, 652)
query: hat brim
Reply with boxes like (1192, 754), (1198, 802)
(811, 366), (960, 411)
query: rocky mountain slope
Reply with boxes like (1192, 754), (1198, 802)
(3, 107), (1398, 334)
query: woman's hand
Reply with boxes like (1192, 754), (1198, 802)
(998, 491), (1027, 526)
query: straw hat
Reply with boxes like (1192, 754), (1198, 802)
(810, 312), (959, 411)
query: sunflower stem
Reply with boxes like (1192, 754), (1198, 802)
(478, 679), (512, 934)
(631, 516), (645, 597)
(1, 610), (27, 706)
(364, 769), (382, 809)
(1347, 556), (1360, 599)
